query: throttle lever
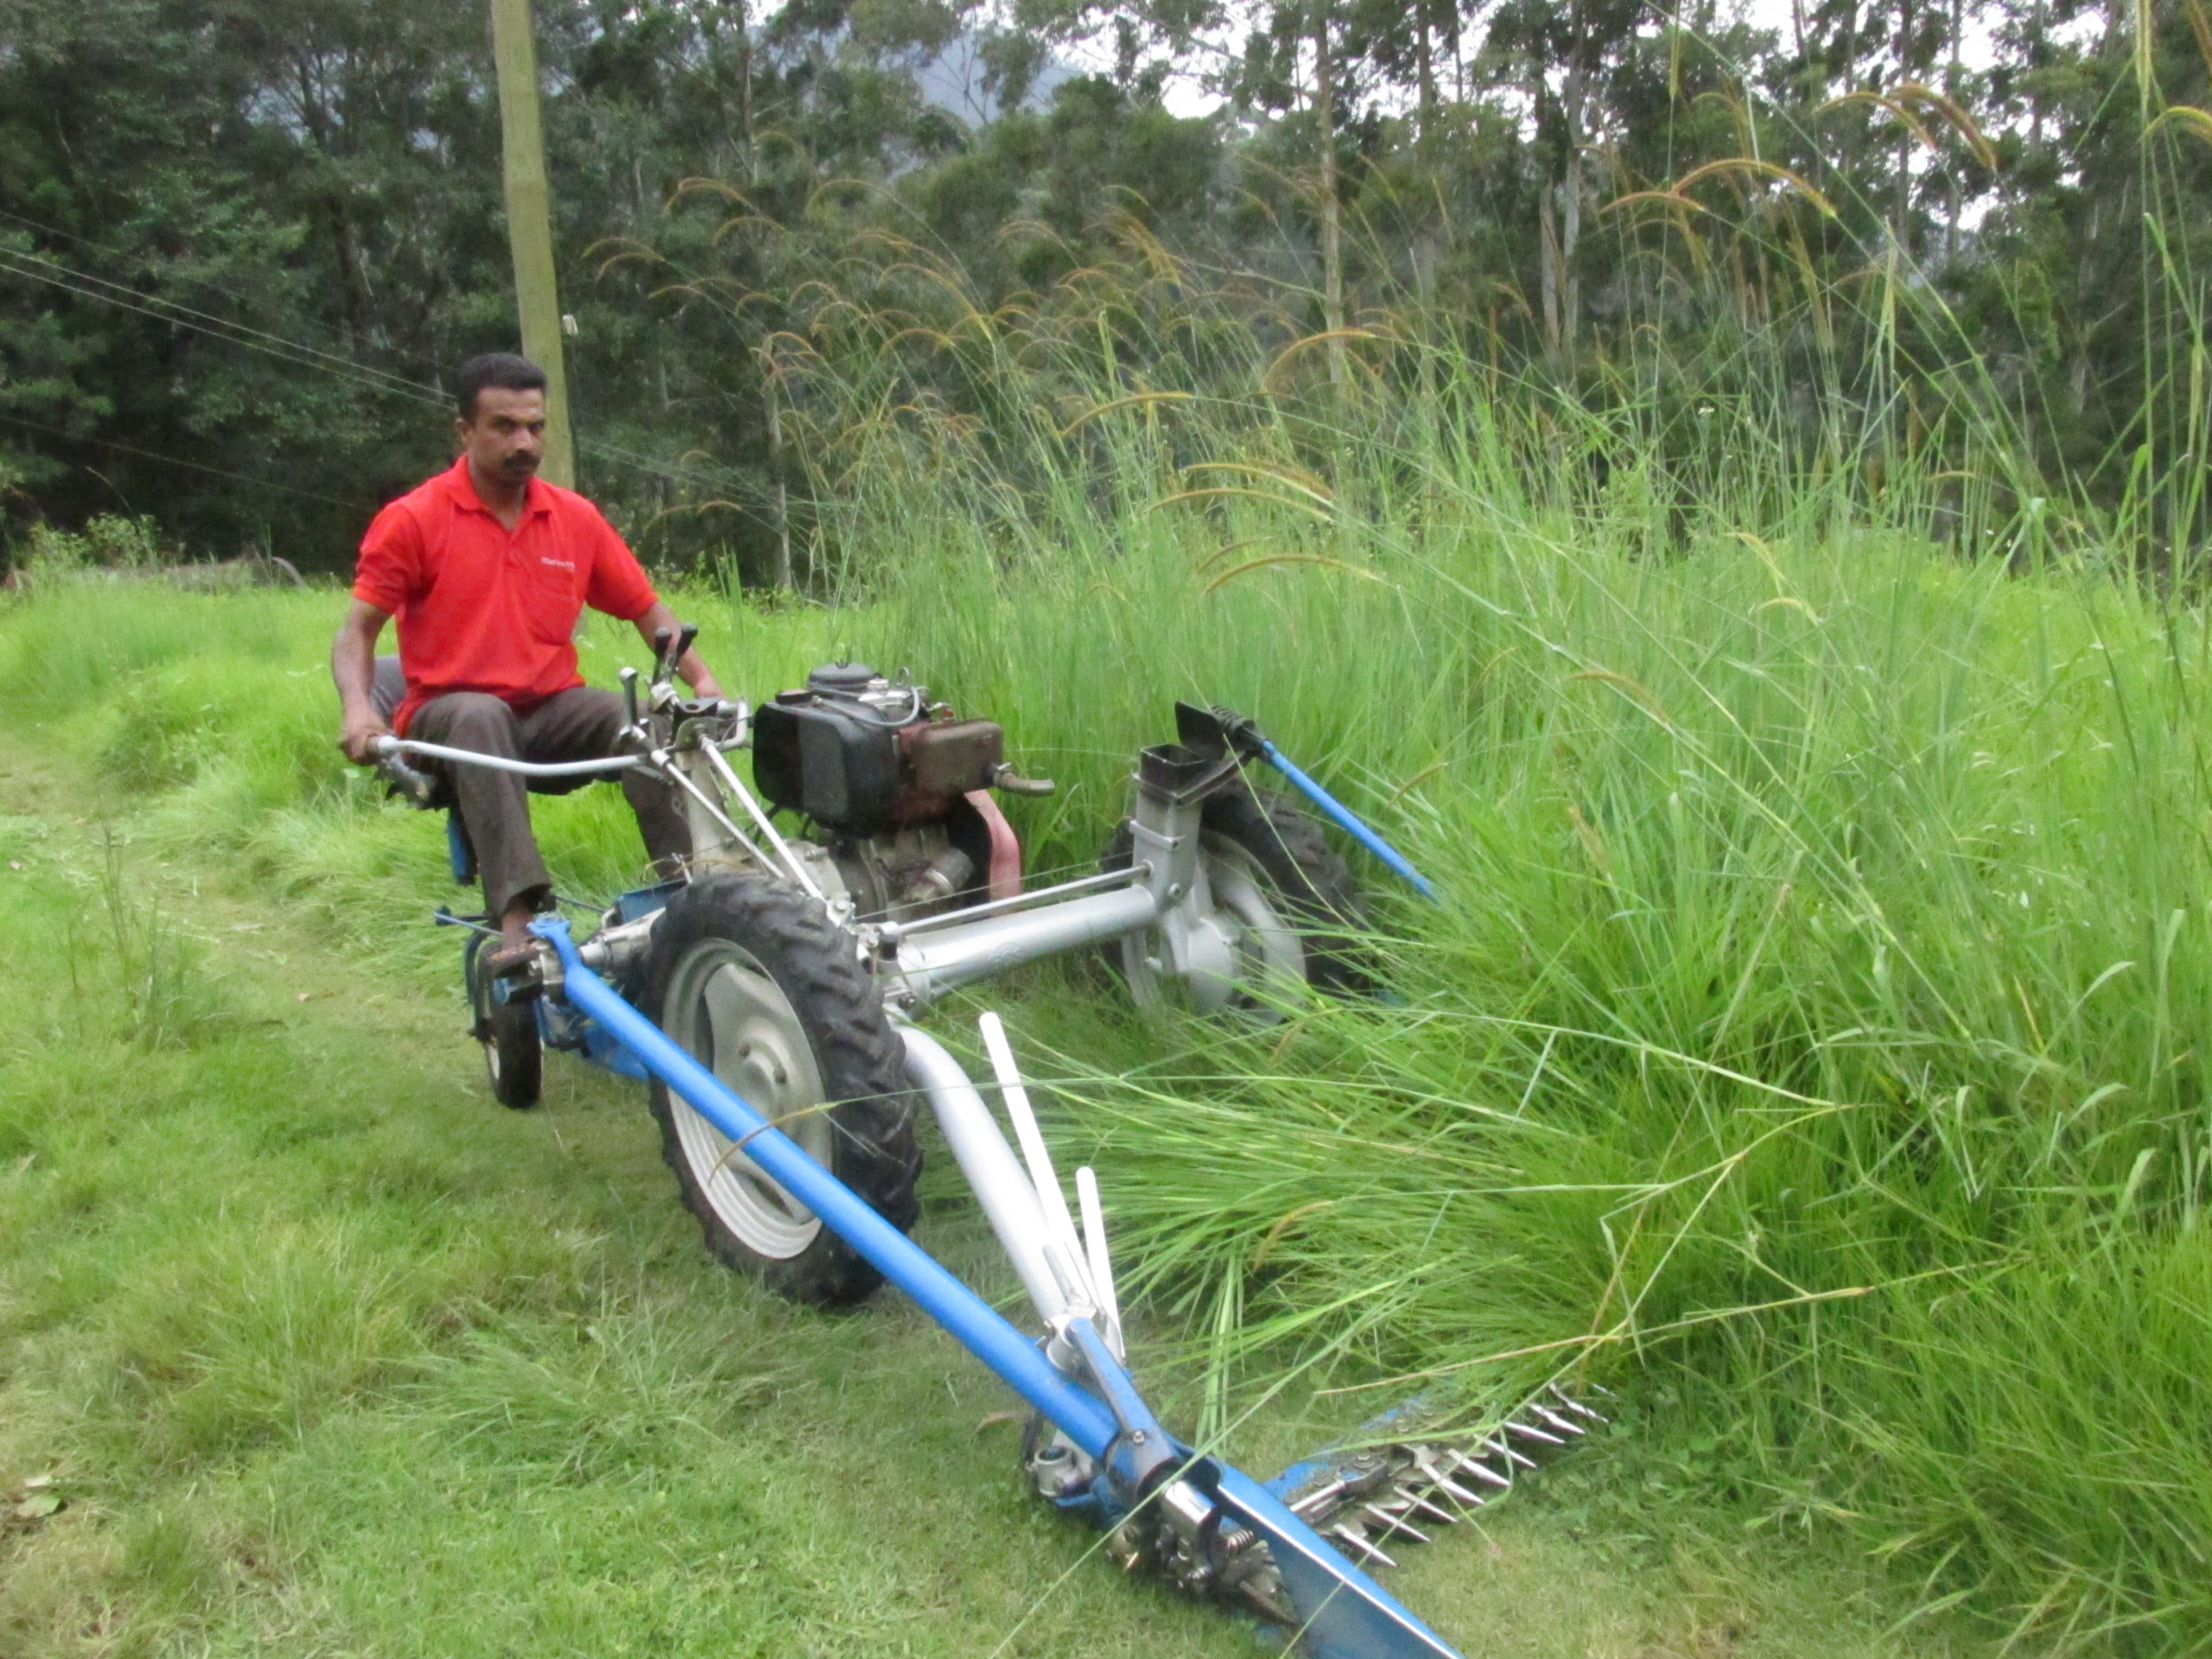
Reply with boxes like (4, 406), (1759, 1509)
(652, 623), (700, 684)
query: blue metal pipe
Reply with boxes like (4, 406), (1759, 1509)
(532, 914), (1468, 1659)
(531, 917), (1120, 1456)
(1256, 741), (1437, 900)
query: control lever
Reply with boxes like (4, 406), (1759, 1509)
(619, 664), (641, 731)
(371, 738), (440, 809)
(651, 623), (700, 684)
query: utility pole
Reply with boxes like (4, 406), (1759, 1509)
(488, 0), (575, 487)
(1312, 0), (1349, 406)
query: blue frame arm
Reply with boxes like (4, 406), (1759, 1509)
(1255, 740), (1438, 901)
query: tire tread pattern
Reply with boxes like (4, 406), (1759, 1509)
(644, 871), (920, 1306)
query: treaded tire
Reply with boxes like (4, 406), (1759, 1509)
(466, 934), (543, 1109)
(642, 871), (920, 1307)
(1103, 782), (1370, 1006)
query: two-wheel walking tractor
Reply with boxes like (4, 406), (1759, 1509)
(374, 628), (1599, 1659)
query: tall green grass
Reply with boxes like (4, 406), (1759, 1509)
(662, 203), (2212, 1646)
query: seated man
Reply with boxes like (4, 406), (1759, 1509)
(332, 352), (722, 969)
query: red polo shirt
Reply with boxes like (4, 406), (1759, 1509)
(354, 457), (658, 734)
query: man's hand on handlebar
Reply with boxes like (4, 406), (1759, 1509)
(635, 601), (723, 702)
(339, 709), (392, 766)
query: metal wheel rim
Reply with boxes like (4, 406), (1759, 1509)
(470, 943), (505, 1087)
(1204, 837), (1308, 1013)
(1121, 833), (1306, 1020)
(661, 938), (831, 1259)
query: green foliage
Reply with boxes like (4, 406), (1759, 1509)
(10, 0), (2212, 585)
(9, 513), (168, 588)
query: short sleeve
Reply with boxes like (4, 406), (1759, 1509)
(582, 506), (657, 621)
(353, 499), (423, 613)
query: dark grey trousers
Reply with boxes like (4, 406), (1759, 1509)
(407, 687), (690, 918)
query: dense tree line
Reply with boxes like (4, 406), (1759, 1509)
(2, 0), (2207, 578)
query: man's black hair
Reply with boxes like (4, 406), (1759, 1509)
(456, 353), (548, 420)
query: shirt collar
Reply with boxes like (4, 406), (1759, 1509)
(444, 454), (551, 519)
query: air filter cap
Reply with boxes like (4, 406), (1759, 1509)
(805, 661), (879, 695)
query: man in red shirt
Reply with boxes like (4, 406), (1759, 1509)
(332, 353), (724, 968)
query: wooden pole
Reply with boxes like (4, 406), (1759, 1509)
(488, 0), (575, 487)
(1311, 0), (1348, 406)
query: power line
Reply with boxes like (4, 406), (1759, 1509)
(0, 409), (372, 509)
(0, 254), (443, 410)
(0, 203), (448, 373)
(0, 238), (757, 499)
(0, 245), (431, 398)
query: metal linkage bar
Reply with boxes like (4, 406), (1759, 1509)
(874, 863), (1149, 943)
(696, 741), (825, 902)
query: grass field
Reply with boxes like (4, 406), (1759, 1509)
(5, 423), (2212, 1655)
(0, 582), (1990, 1659)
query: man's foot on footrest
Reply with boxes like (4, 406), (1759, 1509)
(487, 937), (542, 982)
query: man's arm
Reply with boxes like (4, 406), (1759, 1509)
(633, 598), (725, 701)
(332, 597), (395, 762)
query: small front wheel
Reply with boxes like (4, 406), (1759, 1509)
(642, 872), (920, 1306)
(466, 934), (543, 1109)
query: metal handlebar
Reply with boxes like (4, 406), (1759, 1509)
(373, 734), (644, 779)
(371, 697), (747, 784)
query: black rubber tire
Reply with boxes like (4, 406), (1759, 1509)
(1103, 783), (1370, 999)
(642, 871), (921, 1307)
(466, 935), (543, 1109)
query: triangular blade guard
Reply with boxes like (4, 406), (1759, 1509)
(1212, 1466), (1464, 1659)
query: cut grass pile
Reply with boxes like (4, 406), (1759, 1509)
(3, 457), (2209, 1653)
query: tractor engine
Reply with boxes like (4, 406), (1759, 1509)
(753, 663), (1036, 921)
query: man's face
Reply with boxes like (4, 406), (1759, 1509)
(456, 386), (546, 490)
